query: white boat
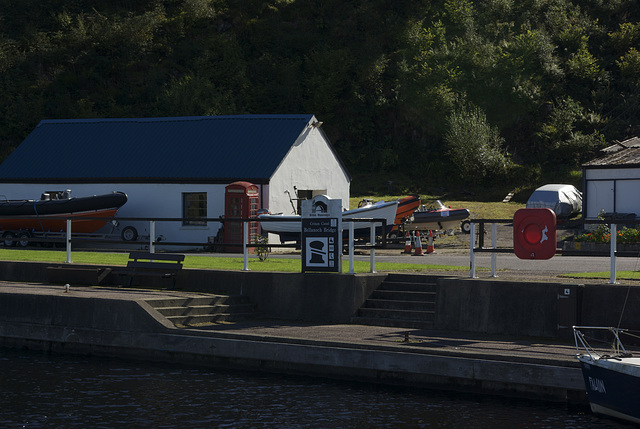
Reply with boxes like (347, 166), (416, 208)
(404, 200), (470, 232)
(258, 199), (399, 242)
(573, 326), (640, 424)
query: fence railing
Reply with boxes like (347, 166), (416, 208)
(0, 215), (388, 274)
(468, 218), (640, 284)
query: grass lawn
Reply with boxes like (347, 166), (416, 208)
(0, 249), (467, 274)
(349, 195), (524, 219)
(561, 271), (640, 281)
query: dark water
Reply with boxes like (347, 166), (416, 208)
(0, 348), (632, 429)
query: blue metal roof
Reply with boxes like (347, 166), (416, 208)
(0, 114), (317, 183)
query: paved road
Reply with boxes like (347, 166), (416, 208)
(371, 248), (640, 274)
(224, 245), (640, 283)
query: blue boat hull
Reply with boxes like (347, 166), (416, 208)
(579, 359), (640, 424)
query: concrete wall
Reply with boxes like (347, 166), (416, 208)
(179, 269), (384, 323)
(0, 293), (169, 333)
(580, 284), (640, 331)
(2, 261), (639, 338)
(2, 261), (383, 324)
(435, 278), (568, 337)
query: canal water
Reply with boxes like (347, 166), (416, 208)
(0, 347), (632, 428)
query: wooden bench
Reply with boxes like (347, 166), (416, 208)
(113, 252), (184, 289)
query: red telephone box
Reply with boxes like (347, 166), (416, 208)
(223, 181), (259, 252)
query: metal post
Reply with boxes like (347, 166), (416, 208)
(369, 222), (376, 273)
(150, 220), (156, 253)
(66, 219), (72, 264)
(243, 221), (250, 271)
(491, 222), (497, 277)
(469, 222), (476, 278)
(349, 221), (355, 274)
(609, 223), (617, 284)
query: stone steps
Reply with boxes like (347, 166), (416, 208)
(146, 295), (260, 327)
(351, 274), (439, 329)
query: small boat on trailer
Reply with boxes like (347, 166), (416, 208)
(0, 190), (128, 247)
(404, 200), (470, 233)
(573, 326), (640, 425)
(258, 199), (399, 243)
(352, 194), (422, 239)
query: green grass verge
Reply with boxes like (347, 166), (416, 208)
(0, 249), (466, 274)
(560, 271), (640, 281)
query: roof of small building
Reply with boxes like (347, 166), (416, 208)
(583, 136), (640, 169)
(0, 114), (340, 183)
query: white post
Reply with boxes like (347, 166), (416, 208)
(150, 220), (156, 254)
(491, 222), (497, 277)
(66, 219), (72, 263)
(349, 221), (355, 274)
(243, 221), (250, 271)
(609, 223), (617, 284)
(369, 222), (376, 273)
(469, 222), (476, 278)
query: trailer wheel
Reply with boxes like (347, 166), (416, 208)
(121, 226), (138, 241)
(2, 231), (16, 247)
(461, 220), (471, 234)
(18, 231), (32, 247)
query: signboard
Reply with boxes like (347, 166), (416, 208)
(301, 195), (342, 273)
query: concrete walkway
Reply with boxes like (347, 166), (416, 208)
(0, 281), (582, 367)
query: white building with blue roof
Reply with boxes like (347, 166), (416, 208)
(0, 114), (351, 248)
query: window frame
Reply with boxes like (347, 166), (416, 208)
(182, 192), (207, 226)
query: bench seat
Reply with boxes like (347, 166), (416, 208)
(113, 252), (184, 289)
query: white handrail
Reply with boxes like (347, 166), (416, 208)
(66, 219), (72, 263)
(243, 221), (250, 271)
(609, 223), (617, 284)
(469, 222), (476, 278)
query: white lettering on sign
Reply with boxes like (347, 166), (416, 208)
(589, 376), (606, 394)
(540, 225), (548, 243)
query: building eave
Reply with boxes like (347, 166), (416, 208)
(0, 177), (271, 185)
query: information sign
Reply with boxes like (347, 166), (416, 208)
(301, 195), (342, 273)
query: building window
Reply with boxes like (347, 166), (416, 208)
(183, 192), (207, 226)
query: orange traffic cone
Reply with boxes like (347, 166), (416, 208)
(403, 231), (412, 254)
(426, 230), (435, 253)
(413, 231), (424, 256)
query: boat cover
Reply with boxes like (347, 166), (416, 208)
(526, 184), (582, 218)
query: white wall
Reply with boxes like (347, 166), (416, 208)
(585, 180), (614, 218)
(269, 126), (350, 216)
(0, 183), (227, 247)
(584, 167), (640, 218)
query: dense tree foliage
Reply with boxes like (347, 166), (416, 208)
(0, 0), (639, 193)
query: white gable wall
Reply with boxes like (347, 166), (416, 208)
(269, 126), (350, 216)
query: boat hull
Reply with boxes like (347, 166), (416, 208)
(578, 356), (640, 424)
(260, 200), (398, 242)
(0, 192), (128, 234)
(405, 208), (470, 232)
(389, 195), (421, 236)
(0, 208), (121, 234)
